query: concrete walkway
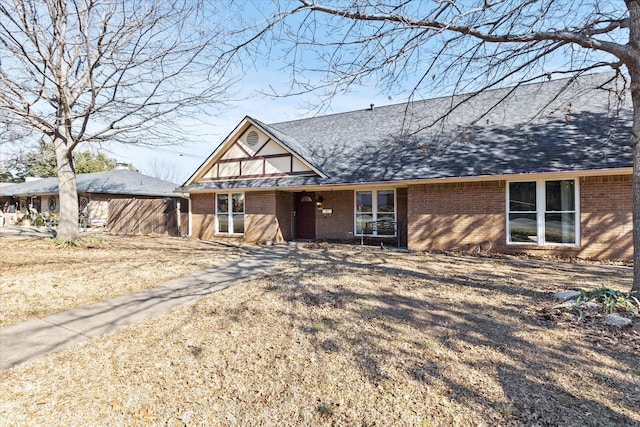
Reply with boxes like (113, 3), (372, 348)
(0, 244), (295, 371)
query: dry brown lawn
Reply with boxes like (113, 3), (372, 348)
(1, 237), (639, 426)
(0, 233), (246, 327)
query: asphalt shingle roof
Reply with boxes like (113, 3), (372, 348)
(0, 169), (180, 198)
(183, 72), (633, 191)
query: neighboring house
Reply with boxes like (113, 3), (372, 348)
(0, 169), (188, 235)
(178, 73), (632, 261)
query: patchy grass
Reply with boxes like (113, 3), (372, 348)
(0, 234), (245, 327)
(1, 242), (638, 426)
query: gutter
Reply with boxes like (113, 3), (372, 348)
(177, 167), (632, 193)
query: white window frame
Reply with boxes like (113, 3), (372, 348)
(215, 192), (245, 235)
(354, 189), (397, 236)
(506, 178), (580, 246)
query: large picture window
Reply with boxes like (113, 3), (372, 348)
(355, 189), (396, 235)
(216, 193), (244, 234)
(507, 179), (578, 245)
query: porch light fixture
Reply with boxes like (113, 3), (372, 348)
(316, 196), (323, 208)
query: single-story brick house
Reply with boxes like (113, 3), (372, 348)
(178, 73), (632, 261)
(0, 169), (188, 235)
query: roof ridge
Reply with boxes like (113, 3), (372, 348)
(267, 71), (618, 126)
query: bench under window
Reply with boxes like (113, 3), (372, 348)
(360, 220), (401, 248)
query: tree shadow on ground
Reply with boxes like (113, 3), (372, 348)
(263, 245), (639, 426)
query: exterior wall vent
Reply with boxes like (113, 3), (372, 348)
(246, 130), (259, 146)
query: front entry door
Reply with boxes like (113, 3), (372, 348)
(294, 192), (316, 239)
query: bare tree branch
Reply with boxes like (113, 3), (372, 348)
(0, 0), (235, 239)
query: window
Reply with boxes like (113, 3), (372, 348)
(355, 189), (396, 235)
(216, 193), (244, 234)
(507, 179), (578, 245)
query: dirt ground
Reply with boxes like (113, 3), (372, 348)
(1, 236), (639, 426)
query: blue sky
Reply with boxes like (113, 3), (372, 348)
(105, 1), (406, 183)
(107, 67), (393, 184)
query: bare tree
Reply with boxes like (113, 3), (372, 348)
(227, 0), (640, 292)
(0, 121), (31, 182)
(0, 0), (233, 240)
(143, 158), (184, 184)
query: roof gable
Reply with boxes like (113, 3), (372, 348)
(184, 117), (325, 186)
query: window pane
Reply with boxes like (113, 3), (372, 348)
(509, 182), (536, 211)
(377, 190), (395, 213)
(216, 194), (228, 213)
(546, 180), (575, 211)
(356, 213), (373, 234)
(232, 214), (244, 234)
(217, 214), (229, 233)
(545, 213), (575, 243)
(232, 193), (244, 213)
(356, 191), (372, 213)
(377, 213), (395, 222)
(216, 194), (229, 234)
(509, 213), (537, 243)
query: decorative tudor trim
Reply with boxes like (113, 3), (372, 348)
(184, 117), (327, 186)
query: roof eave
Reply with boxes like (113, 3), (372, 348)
(178, 167), (631, 194)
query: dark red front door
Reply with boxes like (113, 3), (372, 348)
(294, 192), (316, 239)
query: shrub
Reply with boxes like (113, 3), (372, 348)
(555, 286), (639, 321)
(581, 286), (639, 315)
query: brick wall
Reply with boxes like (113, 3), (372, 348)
(578, 175), (631, 260)
(190, 193), (215, 240)
(245, 191), (284, 243)
(315, 190), (354, 240)
(313, 189), (408, 243)
(408, 181), (505, 252)
(276, 191), (293, 241)
(191, 191), (289, 243)
(407, 175), (632, 261)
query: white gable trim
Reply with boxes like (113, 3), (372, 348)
(183, 117), (326, 185)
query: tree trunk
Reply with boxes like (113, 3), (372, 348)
(632, 76), (640, 294)
(54, 135), (80, 241)
(628, 0), (640, 294)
